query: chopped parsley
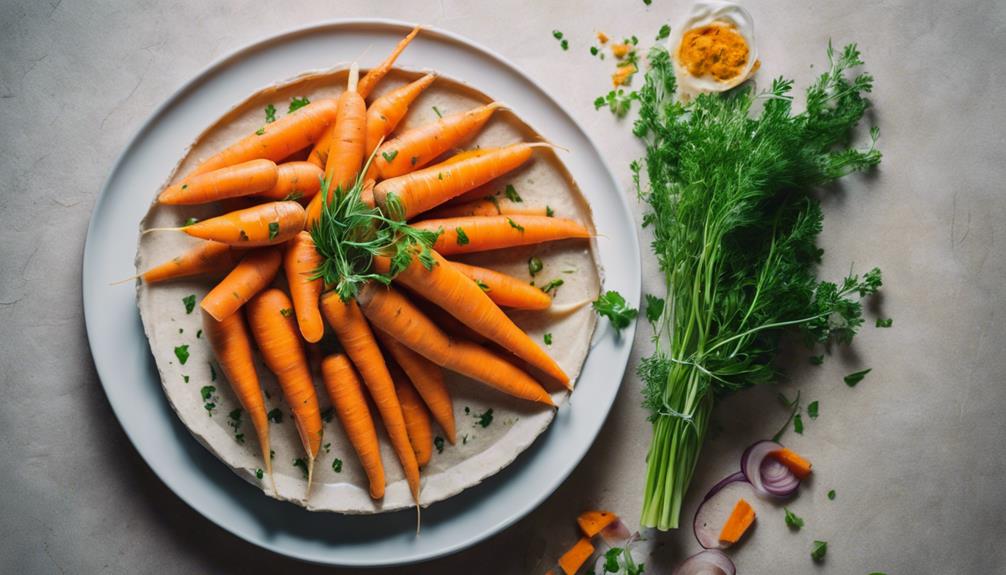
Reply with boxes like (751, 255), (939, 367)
(196, 329), (203, 339)
(279, 308), (293, 318)
(475, 279), (491, 292)
(507, 217), (524, 233)
(546, 205), (555, 217)
(540, 278), (564, 295)
(644, 294), (664, 324)
(811, 540), (828, 562)
(200, 385), (216, 401)
(321, 407), (334, 423)
(255, 127), (266, 136)
(209, 363), (217, 381)
(455, 227), (470, 245)
(474, 408), (494, 428)
(183, 375), (189, 383)
(434, 436), (445, 453)
(382, 150), (399, 163)
(255, 468), (264, 480)
(656, 24), (671, 41)
(528, 255), (543, 276)
(793, 412), (804, 434)
(323, 442), (331, 453)
(784, 508), (804, 529)
(204, 402), (216, 414)
(462, 434), (469, 445)
(268, 221), (280, 240)
(432, 105), (443, 118)
(183, 217), (199, 227)
(288, 96), (310, 113)
(293, 458), (308, 478)
(283, 191), (302, 201)
(592, 290), (637, 329)
(828, 489), (836, 500)
(552, 30), (563, 40)
(504, 184), (522, 203)
(267, 408), (283, 423)
(560, 39), (569, 51)
(876, 318), (893, 327)
(590, 46), (599, 56)
(227, 408), (242, 434)
(594, 89), (636, 118)
(174, 344), (190, 365)
(264, 103), (277, 123)
(810, 354), (825, 365)
(544, 332), (553, 346)
(332, 458), (343, 473)
(807, 400), (819, 419)
(844, 368), (872, 387)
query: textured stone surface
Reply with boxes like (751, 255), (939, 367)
(1, 0), (1004, 572)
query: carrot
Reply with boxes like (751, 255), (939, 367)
(357, 25), (421, 100)
(405, 289), (487, 344)
(365, 74), (436, 161)
(371, 102), (503, 179)
(389, 362), (433, 467)
(374, 143), (545, 220)
(771, 448), (813, 479)
(449, 260), (552, 310)
(256, 161), (324, 201)
(159, 160), (278, 205)
(356, 283), (554, 405)
(320, 353), (386, 499)
(146, 201), (306, 246)
(188, 98), (339, 176)
(412, 214), (590, 256)
(372, 250), (569, 386)
(201, 309), (274, 490)
(319, 292), (421, 501)
(306, 123), (336, 169)
(718, 498), (756, 544)
(305, 65), (367, 227)
(246, 289), (324, 494)
(374, 328), (456, 444)
(576, 510), (618, 538)
(557, 537), (594, 575)
(421, 198), (549, 219)
(135, 240), (241, 284)
(360, 178), (377, 209)
(283, 232), (324, 343)
(200, 247), (281, 321)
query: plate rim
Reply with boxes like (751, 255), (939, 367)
(82, 17), (641, 567)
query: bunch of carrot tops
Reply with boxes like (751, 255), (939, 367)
(140, 26), (598, 505)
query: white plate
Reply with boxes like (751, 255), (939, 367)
(82, 19), (640, 567)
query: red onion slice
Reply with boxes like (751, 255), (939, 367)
(599, 517), (633, 547)
(742, 440), (800, 498)
(673, 549), (736, 575)
(693, 473), (758, 549)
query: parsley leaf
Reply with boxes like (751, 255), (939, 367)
(784, 508), (805, 529)
(546, 205), (555, 217)
(528, 255), (543, 276)
(455, 227), (469, 245)
(288, 96), (310, 113)
(183, 217), (199, 227)
(844, 368), (872, 387)
(268, 221), (280, 240)
(876, 317), (893, 327)
(332, 458), (343, 473)
(594, 89), (637, 117)
(474, 279), (490, 292)
(182, 294), (196, 314)
(828, 489), (836, 500)
(474, 408), (493, 428)
(656, 24), (671, 41)
(264, 103), (277, 123)
(540, 278), (564, 295)
(200, 385), (215, 401)
(644, 294), (664, 324)
(807, 400), (819, 419)
(255, 468), (264, 480)
(382, 150), (398, 163)
(174, 344), (190, 365)
(506, 217), (524, 233)
(592, 290), (637, 330)
(432, 105), (443, 118)
(544, 332), (553, 346)
(255, 127), (265, 136)
(811, 540), (828, 562)
(504, 184), (522, 202)
(293, 458), (308, 478)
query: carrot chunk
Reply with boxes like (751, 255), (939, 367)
(558, 537), (595, 575)
(576, 510), (618, 538)
(718, 497), (756, 544)
(772, 447), (813, 479)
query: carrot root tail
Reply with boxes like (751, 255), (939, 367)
(140, 227), (180, 235)
(110, 273), (141, 286)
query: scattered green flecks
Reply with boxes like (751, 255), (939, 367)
(540, 278), (564, 295)
(265, 103), (277, 123)
(876, 318), (893, 328)
(462, 434), (469, 445)
(544, 332), (553, 346)
(434, 436), (445, 454)
(552, 30), (563, 40)
(592, 290), (636, 328)
(464, 406), (470, 415)
(283, 191), (303, 201)
(279, 308), (293, 318)
(828, 489), (836, 500)
(811, 540), (828, 562)
(332, 458), (343, 473)
(474, 408), (494, 428)
(456, 227), (470, 246)
(656, 24), (671, 41)
(174, 344), (190, 365)
(784, 508), (804, 530)
(227, 409), (243, 434)
(288, 96), (310, 113)
(382, 150), (399, 163)
(323, 442), (331, 454)
(270, 449), (275, 460)
(432, 105), (443, 118)
(200, 386), (216, 401)
(183, 375), (189, 384)
(182, 294), (196, 314)
(546, 205), (555, 217)
(504, 184), (522, 203)
(267, 408), (283, 423)
(255, 127), (266, 136)
(196, 329), (203, 339)
(808, 400), (819, 419)
(321, 407), (334, 423)
(293, 458), (309, 478)
(506, 217), (524, 233)
(255, 468), (264, 480)
(560, 39), (569, 51)
(528, 255), (543, 277)
(235, 433), (244, 444)
(475, 279), (491, 292)
(793, 413), (804, 434)
(209, 363), (217, 381)
(844, 368), (872, 387)
(268, 221), (280, 240)
(183, 217), (199, 227)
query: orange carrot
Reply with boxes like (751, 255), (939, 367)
(150, 201), (306, 246)
(719, 498), (756, 544)
(372, 250), (569, 386)
(320, 353), (386, 499)
(202, 309), (273, 489)
(371, 102), (503, 179)
(200, 248), (281, 321)
(449, 260), (552, 310)
(771, 448), (813, 479)
(159, 160), (278, 205)
(576, 510), (618, 538)
(365, 74), (436, 160)
(421, 198), (549, 219)
(256, 161), (323, 201)
(389, 362), (433, 467)
(374, 328), (456, 444)
(284, 232), (324, 343)
(357, 25), (421, 100)
(412, 214), (590, 256)
(405, 289), (487, 344)
(306, 123), (336, 169)
(356, 283), (554, 405)
(189, 98), (339, 176)
(557, 537), (594, 575)
(246, 289), (324, 493)
(319, 292), (421, 501)
(137, 240), (240, 284)
(373, 143), (543, 220)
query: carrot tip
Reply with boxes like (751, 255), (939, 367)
(110, 273), (141, 286)
(141, 227), (181, 235)
(304, 454), (316, 500)
(348, 62), (360, 92)
(549, 298), (593, 316)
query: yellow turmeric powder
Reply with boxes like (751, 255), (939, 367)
(677, 23), (749, 81)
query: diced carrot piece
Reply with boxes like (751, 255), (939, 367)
(558, 537), (595, 575)
(772, 448), (813, 479)
(577, 510), (618, 538)
(611, 43), (631, 59)
(718, 498), (756, 544)
(597, 32), (609, 44)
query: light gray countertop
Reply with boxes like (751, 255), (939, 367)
(2, 1), (1004, 573)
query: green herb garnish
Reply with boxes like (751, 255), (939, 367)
(182, 294), (196, 314)
(593, 290), (636, 330)
(528, 255), (543, 276)
(265, 103), (277, 123)
(828, 489), (836, 500)
(174, 344), (190, 365)
(183, 217), (198, 227)
(808, 400), (819, 419)
(321, 407), (334, 423)
(784, 508), (804, 529)
(876, 318), (893, 327)
(811, 540), (828, 561)
(267, 408), (283, 423)
(475, 279), (490, 292)
(793, 412), (805, 434)
(279, 307), (293, 318)
(200, 385), (215, 400)
(288, 96), (310, 113)
(544, 333), (553, 346)
(255, 127), (265, 136)
(256, 468), (264, 480)
(434, 436), (445, 453)
(844, 368), (872, 387)
(268, 221), (280, 240)
(594, 89), (636, 117)
(474, 408), (494, 428)
(656, 24), (671, 41)
(456, 227), (470, 245)
(506, 217), (524, 233)
(332, 458), (343, 473)
(644, 294), (664, 325)
(546, 205), (555, 217)
(552, 30), (563, 40)
(382, 150), (398, 163)
(504, 184), (522, 203)
(293, 458), (308, 478)
(540, 278), (565, 295)
(432, 105), (443, 118)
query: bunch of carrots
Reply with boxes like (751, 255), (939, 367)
(137, 27), (593, 508)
